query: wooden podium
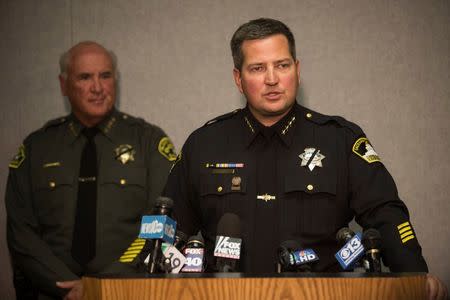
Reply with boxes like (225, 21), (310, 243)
(82, 273), (426, 300)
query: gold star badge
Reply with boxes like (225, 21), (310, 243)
(299, 148), (325, 171)
(115, 144), (135, 164)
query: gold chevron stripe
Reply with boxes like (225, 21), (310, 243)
(398, 226), (412, 234)
(397, 221), (410, 229)
(402, 235), (415, 243)
(400, 231), (414, 239)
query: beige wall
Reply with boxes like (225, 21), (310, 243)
(1, 0), (448, 297)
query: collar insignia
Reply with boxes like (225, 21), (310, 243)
(299, 148), (325, 171)
(281, 116), (296, 135)
(115, 144), (135, 164)
(244, 116), (255, 133)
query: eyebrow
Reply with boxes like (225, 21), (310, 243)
(247, 58), (293, 66)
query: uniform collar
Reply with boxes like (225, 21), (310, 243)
(242, 103), (298, 148)
(66, 108), (120, 144)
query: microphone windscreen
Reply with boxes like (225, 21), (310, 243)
(336, 227), (355, 244)
(217, 213), (241, 237)
(153, 196), (174, 215)
(362, 228), (382, 249)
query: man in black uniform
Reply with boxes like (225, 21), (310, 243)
(5, 41), (176, 299)
(164, 18), (447, 299)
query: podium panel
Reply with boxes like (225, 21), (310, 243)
(83, 273), (426, 300)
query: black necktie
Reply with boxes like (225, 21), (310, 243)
(72, 127), (98, 266)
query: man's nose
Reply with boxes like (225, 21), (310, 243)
(264, 67), (279, 85)
(91, 77), (103, 93)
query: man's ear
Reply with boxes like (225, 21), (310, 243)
(59, 75), (68, 96)
(233, 68), (244, 94)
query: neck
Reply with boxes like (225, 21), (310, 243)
(249, 105), (294, 127)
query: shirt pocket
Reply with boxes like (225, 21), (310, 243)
(199, 173), (247, 224)
(34, 168), (76, 226)
(98, 166), (148, 222)
(283, 170), (337, 237)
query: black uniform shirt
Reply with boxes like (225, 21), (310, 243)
(164, 103), (428, 273)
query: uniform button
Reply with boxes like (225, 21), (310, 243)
(122, 114), (128, 120)
(120, 179), (126, 185)
(306, 113), (312, 118)
(217, 186), (223, 192)
(307, 184), (314, 191)
(49, 181), (56, 188)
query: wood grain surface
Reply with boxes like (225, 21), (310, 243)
(83, 274), (426, 300)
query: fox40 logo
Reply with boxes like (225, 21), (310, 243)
(214, 236), (242, 259)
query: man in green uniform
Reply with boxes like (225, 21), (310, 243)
(6, 41), (176, 299)
(163, 18), (447, 299)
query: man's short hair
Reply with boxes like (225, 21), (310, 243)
(59, 41), (117, 79)
(230, 18), (297, 71)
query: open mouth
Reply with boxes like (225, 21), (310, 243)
(263, 91), (283, 100)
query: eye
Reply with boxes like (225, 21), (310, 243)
(78, 73), (91, 80)
(249, 66), (265, 72)
(277, 62), (291, 69)
(101, 72), (113, 79)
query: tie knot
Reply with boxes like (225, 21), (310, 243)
(82, 127), (99, 140)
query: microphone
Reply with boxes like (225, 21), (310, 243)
(290, 249), (319, 272)
(335, 227), (365, 270)
(181, 234), (205, 273)
(278, 240), (301, 272)
(214, 213), (242, 272)
(277, 241), (319, 272)
(161, 242), (186, 274)
(173, 230), (189, 251)
(138, 196), (177, 273)
(362, 228), (382, 273)
(336, 227), (355, 245)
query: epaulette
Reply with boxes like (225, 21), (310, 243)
(43, 116), (69, 130)
(303, 109), (363, 136)
(119, 112), (147, 126)
(203, 109), (241, 127)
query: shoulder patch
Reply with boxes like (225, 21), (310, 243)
(158, 137), (177, 161)
(352, 137), (381, 163)
(204, 109), (241, 126)
(9, 144), (26, 169)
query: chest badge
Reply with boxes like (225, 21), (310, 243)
(299, 148), (325, 171)
(115, 144), (135, 164)
(257, 194), (276, 202)
(231, 176), (241, 191)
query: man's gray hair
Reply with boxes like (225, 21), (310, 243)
(59, 41), (118, 78)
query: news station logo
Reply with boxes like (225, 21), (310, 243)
(214, 236), (241, 259)
(182, 248), (204, 272)
(335, 232), (364, 269)
(138, 215), (176, 244)
(292, 249), (319, 265)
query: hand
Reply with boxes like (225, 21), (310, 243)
(56, 280), (84, 300)
(426, 274), (448, 300)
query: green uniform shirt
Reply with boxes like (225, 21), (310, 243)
(6, 109), (175, 297)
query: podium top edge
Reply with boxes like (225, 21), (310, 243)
(85, 272), (427, 280)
